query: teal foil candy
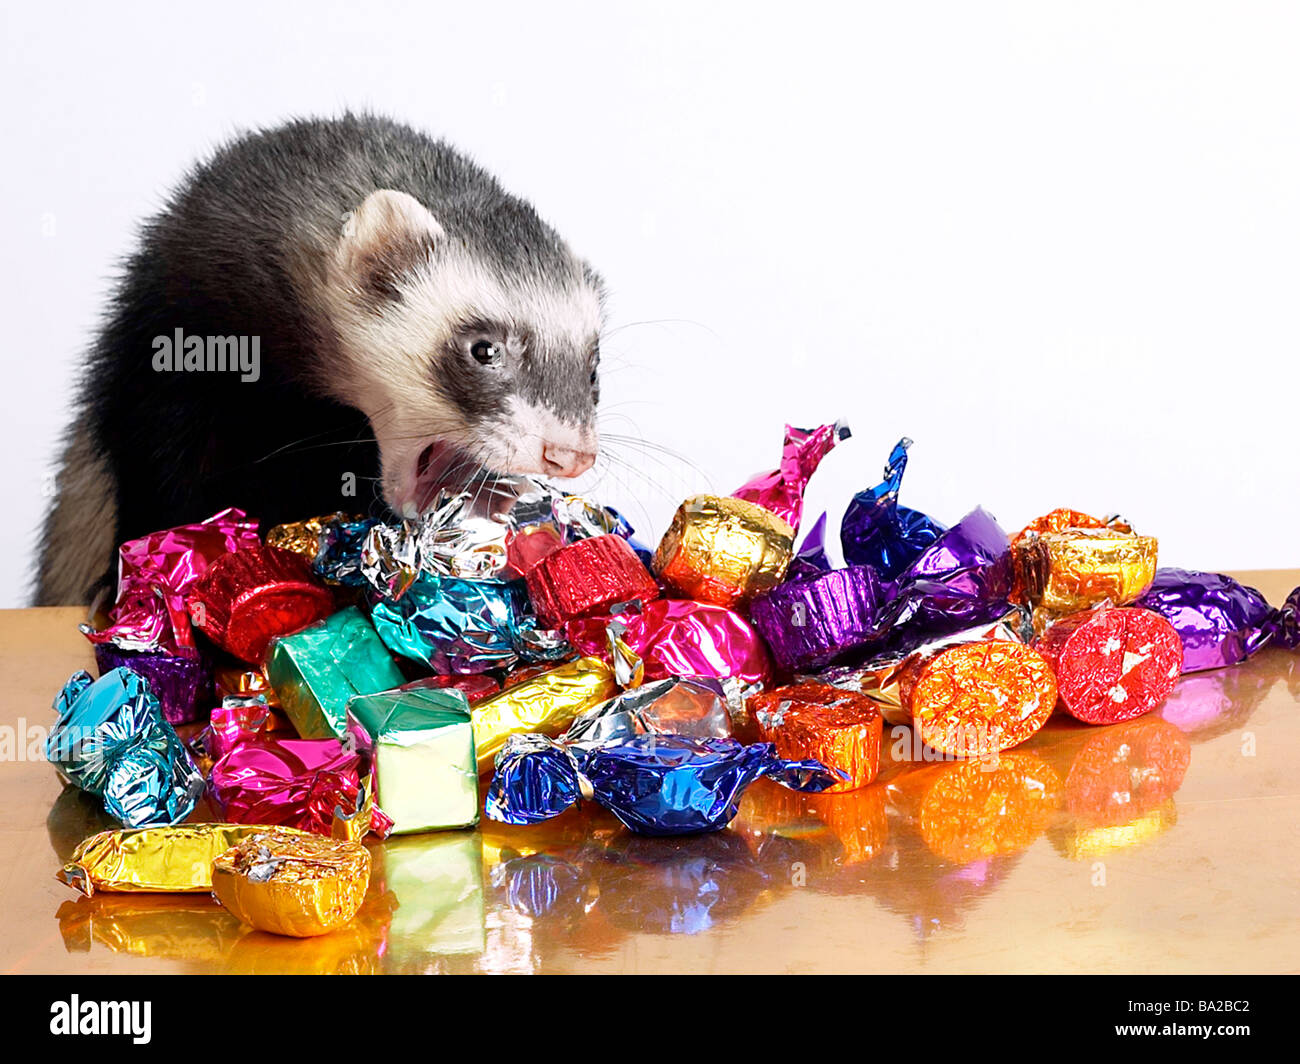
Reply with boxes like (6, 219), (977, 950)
(46, 669), (202, 827)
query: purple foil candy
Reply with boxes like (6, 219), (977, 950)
(93, 645), (213, 725)
(749, 565), (887, 671)
(841, 438), (947, 580)
(786, 512), (833, 582)
(1273, 586), (1300, 650)
(1135, 568), (1275, 671)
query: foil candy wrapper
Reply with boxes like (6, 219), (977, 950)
(1275, 586), (1300, 650)
(1034, 605), (1183, 725)
(57, 823), (312, 897)
(564, 598), (773, 686)
(187, 543), (336, 664)
(82, 507), (261, 655)
(469, 655), (619, 773)
(525, 534), (660, 627)
(211, 828), (371, 937)
(264, 606), (406, 740)
(561, 674), (737, 749)
(840, 438), (947, 579)
(750, 681), (883, 792)
(1011, 508), (1131, 545)
(207, 710), (393, 840)
(1013, 527), (1158, 620)
(731, 421), (849, 532)
(787, 511), (833, 581)
(213, 665), (277, 707)
(1134, 568), (1276, 672)
(399, 672), (501, 704)
(92, 644), (212, 725)
(485, 733), (842, 835)
(346, 686), (479, 833)
(47, 669), (204, 826)
(266, 512), (361, 566)
(749, 565), (888, 672)
(653, 494), (795, 608)
(313, 516), (380, 587)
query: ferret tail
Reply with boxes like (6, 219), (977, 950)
(33, 419), (117, 607)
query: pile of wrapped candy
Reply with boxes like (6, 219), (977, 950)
(47, 423), (1300, 936)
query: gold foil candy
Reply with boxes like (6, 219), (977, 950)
(265, 512), (358, 564)
(653, 494), (794, 608)
(469, 655), (617, 773)
(211, 829), (371, 938)
(1014, 528), (1158, 620)
(57, 824), (312, 897)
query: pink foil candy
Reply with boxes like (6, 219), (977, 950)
(565, 598), (773, 686)
(83, 508), (262, 657)
(731, 422), (849, 533)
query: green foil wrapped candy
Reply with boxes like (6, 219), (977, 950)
(265, 607), (405, 739)
(346, 687), (479, 833)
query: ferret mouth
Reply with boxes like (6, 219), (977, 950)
(412, 441), (489, 513)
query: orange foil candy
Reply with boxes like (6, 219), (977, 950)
(1011, 508), (1131, 546)
(525, 534), (659, 627)
(751, 682), (883, 792)
(902, 641), (1057, 758)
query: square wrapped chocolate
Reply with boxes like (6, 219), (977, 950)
(346, 687), (479, 833)
(653, 494), (794, 608)
(265, 607), (405, 739)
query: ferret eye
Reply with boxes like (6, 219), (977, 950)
(470, 340), (502, 366)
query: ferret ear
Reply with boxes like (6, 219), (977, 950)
(334, 189), (444, 301)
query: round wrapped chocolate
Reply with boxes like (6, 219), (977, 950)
(1013, 528), (1158, 620)
(188, 544), (335, 664)
(749, 566), (886, 671)
(749, 682), (883, 792)
(525, 534), (659, 627)
(653, 494), (794, 608)
(93, 644), (212, 725)
(211, 828), (371, 937)
(1034, 605), (1182, 725)
(1134, 567), (1275, 671)
(902, 641), (1057, 758)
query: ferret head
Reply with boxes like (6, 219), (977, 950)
(323, 188), (603, 517)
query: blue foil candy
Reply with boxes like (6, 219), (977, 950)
(46, 669), (203, 827)
(841, 438), (947, 579)
(487, 733), (840, 836)
(314, 516), (380, 587)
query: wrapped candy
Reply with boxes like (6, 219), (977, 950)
(561, 675), (736, 749)
(750, 682), (883, 792)
(1134, 568), (1276, 671)
(187, 543), (335, 664)
(653, 495), (795, 608)
(525, 534), (659, 627)
(265, 512), (360, 565)
(56, 823), (311, 897)
(211, 829), (371, 937)
(82, 507), (261, 656)
(202, 700), (277, 761)
(840, 438), (946, 579)
(787, 512), (833, 581)
(731, 421), (849, 531)
(486, 733), (842, 835)
(1013, 527), (1158, 619)
(264, 607), (405, 740)
(207, 716), (392, 840)
(213, 665), (277, 707)
(46, 669), (203, 827)
(564, 598), (772, 686)
(1275, 585), (1300, 650)
(748, 565), (887, 671)
(470, 655), (618, 772)
(1034, 605), (1182, 725)
(313, 515), (380, 587)
(1012, 508), (1130, 545)
(346, 687), (479, 833)
(92, 644), (212, 725)
(368, 572), (545, 673)
(399, 672), (500, 704)
(828, 636), (1056, 759)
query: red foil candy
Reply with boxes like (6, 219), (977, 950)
(188, 544), (336, 664)
(564, 598), (772, 687)
(525, 534), (659, 627)
(1035, 606), (1183, 725)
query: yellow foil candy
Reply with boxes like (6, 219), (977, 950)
(653, 494), (794, 608)
(57, 824), (312, 897)
(265, 512), (358, 564)
(1015, 528), (1158, 619)
(211, 829), (371, 938)
(470, 656), (617, 773)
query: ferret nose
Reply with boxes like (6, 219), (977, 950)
(542, 444), (596, 478)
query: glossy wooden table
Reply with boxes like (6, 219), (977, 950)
(3, 572), (1298, 974)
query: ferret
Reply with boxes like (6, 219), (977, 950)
(35, 114), (604, 606)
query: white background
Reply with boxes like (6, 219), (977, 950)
(3, 1), (1298, 607)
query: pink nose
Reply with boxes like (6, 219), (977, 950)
(542, 444), (596, 478)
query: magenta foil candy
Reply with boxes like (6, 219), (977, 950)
(749, 566), (887, 672)
(1135, 568), (1276, 671)
(82, 507), (262, 656)
(731, 422), (849, 532)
